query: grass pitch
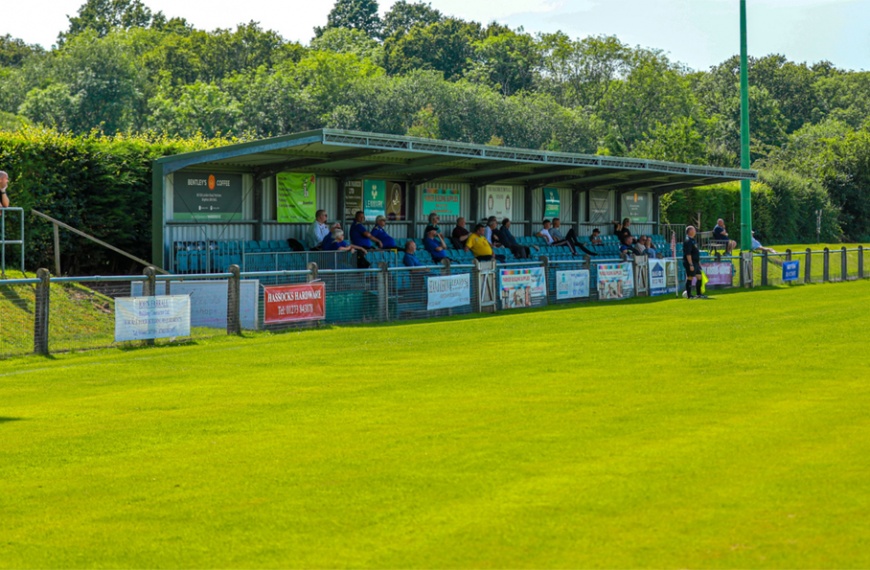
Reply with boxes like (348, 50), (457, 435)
(2, 280), (869, 568)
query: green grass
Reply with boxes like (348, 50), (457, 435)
(2, 281), (870, 568)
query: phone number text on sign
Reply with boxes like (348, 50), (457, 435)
(264, 282), (326, 324)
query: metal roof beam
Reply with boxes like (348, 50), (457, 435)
(252, 148), (391, 180)
(334, 154), (462, 179)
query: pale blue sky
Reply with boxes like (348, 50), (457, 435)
(7, 0), (869, 71)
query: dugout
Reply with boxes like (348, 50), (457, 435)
(152, 129), (756, 271)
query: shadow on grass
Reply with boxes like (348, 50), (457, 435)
(0, 417), (24, 425)
(0, 282), (35, 314)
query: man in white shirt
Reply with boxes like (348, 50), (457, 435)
(307, 209), (332, 250)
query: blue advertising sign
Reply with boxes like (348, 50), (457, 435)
(782, 260), (800, 282)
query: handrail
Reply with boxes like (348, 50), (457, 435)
(31, 209), (168, 275)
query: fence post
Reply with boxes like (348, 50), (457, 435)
(540, 256), (551, 304)
(823, 248), (830, 282)
(859, 246), (865, 279)
(377, 262), (389, 322)
(227, 264), (241, 335)
(471, 259), (481, 313)
(307, 262), (318, 283)
(142, 266), (157, 346)
(33, 268), (50, 356)
(786, 249), (792, 262)
(53, 224), (61, 276)
(761, 251), (769, 286)
(805, 248), (812, 283)
(841, 246), (848, 281)
(740, 252), (754, 288)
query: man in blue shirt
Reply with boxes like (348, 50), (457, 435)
(423, 228), (449, 262)
(350, 211), (382, 249)
(403, 240), (423, 266)
(371, 215), (397, 249)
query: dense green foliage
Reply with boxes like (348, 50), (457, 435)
(1, 0), (870, 255)
(2, 281), (870, 567)
(0, 129), (225, 273)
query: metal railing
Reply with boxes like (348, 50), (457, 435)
(0, 207), (25, 276)
(2, 247), (867, 360)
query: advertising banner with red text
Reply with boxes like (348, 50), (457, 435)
(264, 282), (326, 324)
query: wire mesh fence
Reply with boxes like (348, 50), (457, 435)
(2, 247), (868, 360)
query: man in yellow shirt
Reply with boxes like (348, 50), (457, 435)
(466, 223), (494, 261)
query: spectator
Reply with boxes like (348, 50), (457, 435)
(403, 240), (423, 266)
(307, 209), (331, 250)
(751, 231), (777, 254)
(589, 228), (603, 246)
(0, 170), (10, 208)
(371, 215), (397, 249)
(619, 234), (639, 257)
(324, 228), (370, 268)
(350, 211), (382, 249)
(486, 217), (504, 248)
(466, 223), (500, 262)
(423, 228), (449, 263)
(537, 219), (577, 255)
(635, 235), (647, 255)
(499, 218), (531, 259)
(613, 218), (633, 244)
(712, 218), (737, 254)
(552, 218), (597, 256)
(423, 212), (443, 240)
(451, 216), (471, 249)
(646, 237), (659, 258)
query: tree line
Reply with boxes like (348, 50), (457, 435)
(0, 0), (868, 244)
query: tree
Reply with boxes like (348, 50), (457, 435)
(314, 0), (382, 39)
(629, 117), (706, 164)
(468, 27), (541, 96)
(310, 27), (382, 62)
(381, 1), (443, 39)
(383, 18), (482, 80)
(60, 0), (161, 44)
(0, 35), (44, 67)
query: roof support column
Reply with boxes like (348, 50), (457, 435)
(524, 184), (534, 237)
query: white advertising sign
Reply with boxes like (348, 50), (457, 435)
(427, 274), (471, 310)
(556, 269), (590, 300)
(132, 280), (259, 329)
(484, 185), (513, 219)
(115, 295), (191, 342)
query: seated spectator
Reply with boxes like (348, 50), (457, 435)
(451, 216), (471, 249)
(635, 235), (648, 255)
(486, 217), (504, 248)
(619, 234), (640, 257)
(537, 219), (578, 255)
(645, 236), (659, 258)
(423, 212), (443, 240)
(423, 228), (449, 263)
(403, 240), (423, 266)
(552, 218), (597, 256)
(499, 218), (531, 259)
(324, 228), (370, 268)
(371, 215), (397, 249)
(713, 218), (737, 254)
(751, 231), (777, 254)
(307, 209), (331, 250)
(350, 211), (382, 249)
(613, 218), (634, 244)
(466, 223), (501, 261)
(589, 228), (603, 246)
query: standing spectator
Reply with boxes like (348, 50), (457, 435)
(403, 240), (422, 266)
(350, 211), (382, 249)
(499, 218), (531, 259)
(423, 228), (449, 263)
(307, 209), (331, 250)
(371, 215), (397, 249)
(683, 226), (705, 299)
(613, 218), (633, 244)
(466, 223), (496, 261)
(423, 213), (443, 240)
(537, 219), (577, 255)
(713, 218), (737, 254)
(0, 171), (10, 208)
(451, 216), (471, 249)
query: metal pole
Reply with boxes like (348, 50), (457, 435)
(53, 223), (61, 276)
(739, 0), (753, 251)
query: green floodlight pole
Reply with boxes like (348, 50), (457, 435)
(739, 0), (753, 250)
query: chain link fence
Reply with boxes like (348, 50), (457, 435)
(2, 246), (867, 360)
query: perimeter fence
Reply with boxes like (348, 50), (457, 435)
(0, 247), (866, 360)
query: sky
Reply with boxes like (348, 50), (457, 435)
(5, 0), (869, 72)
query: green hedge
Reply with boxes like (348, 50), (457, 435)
(0, 128), (229, 274)
(660, 170), (842, 244)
